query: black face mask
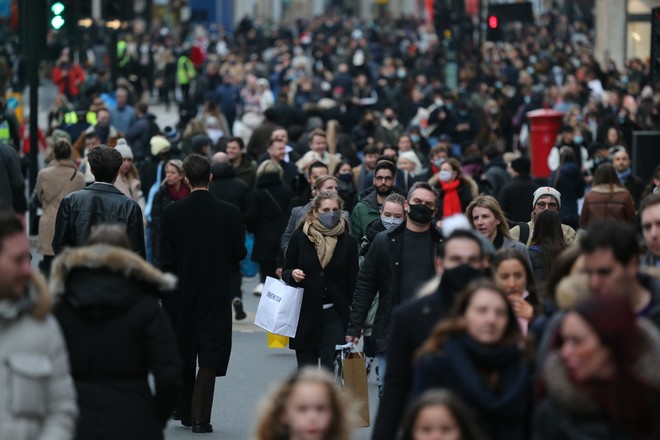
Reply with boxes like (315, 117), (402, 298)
(408, 203), (434, 224)
(442, 264), (482, 293)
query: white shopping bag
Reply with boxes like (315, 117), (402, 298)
(254, 276), (304, 338)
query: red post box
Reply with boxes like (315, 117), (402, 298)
(526, 109), (564, 178)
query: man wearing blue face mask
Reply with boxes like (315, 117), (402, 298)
(346, 182), (443, 397)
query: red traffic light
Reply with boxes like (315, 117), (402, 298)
(488, 15), (499, 29)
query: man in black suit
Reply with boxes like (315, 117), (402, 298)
(370, 229), (487, 440)
(160, 154), (246, 433)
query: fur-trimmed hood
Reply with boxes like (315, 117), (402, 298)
(542, 319), (660, 414)
(50, 244), (177, 298)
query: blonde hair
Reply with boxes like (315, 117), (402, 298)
(306, 191), (344, 222)
(252, 367), (352, 440)
(465, 194), (511, 239)
(161, 160), (184, 187)
(312, 175), (338, 195)
(257, 159), (284, 177)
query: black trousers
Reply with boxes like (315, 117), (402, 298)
(230, 268), (242, 300)
(258, 260), (278, 284)
(295, 307), (345, 371)
(177, 367), (216, 423)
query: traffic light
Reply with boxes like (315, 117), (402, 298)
(50, 1), (66, 30)
(651, 8), (660, 87)
(486, 13), (501, 41)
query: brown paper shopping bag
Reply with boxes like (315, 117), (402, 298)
(267, 332), (289, 348)
(342, 352), (370, 427)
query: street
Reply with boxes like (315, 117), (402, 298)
(163, 274), (380, 440)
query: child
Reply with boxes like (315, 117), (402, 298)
(401, 390), (486, 440)
(253, 367), (351, 440)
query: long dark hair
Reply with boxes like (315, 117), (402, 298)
(593, 163), (624, 191)
(417, 279), (522, 358)
(492, 248), (539, 308)
(530, 210), (568, 276)
(401, 390), (487, 440)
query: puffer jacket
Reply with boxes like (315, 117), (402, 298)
(346, 221), (443, 353)
(534, 319), (660, 439)
(579, 185), (635, 229)
(0, 273), (77, 440)
(52, 245), (181, 440)
(52, 183), (145, 257)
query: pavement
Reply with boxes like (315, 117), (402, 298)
(163, 275), (380, 440)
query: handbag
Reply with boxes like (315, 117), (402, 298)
(254, 276), (304, 338)
(340, 348), (370, 427)
(240, 232), (259, 277)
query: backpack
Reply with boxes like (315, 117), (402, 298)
(518, 222), (530, 245)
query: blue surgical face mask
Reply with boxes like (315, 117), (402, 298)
(381, 216), (403, 230)
(433, 158), (445, 168)
(439, 170), (453, 182)
(410, 134), (420, 143)
(574, 135), (583, 145)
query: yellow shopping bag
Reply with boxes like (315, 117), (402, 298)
(267, 332), (289, 349)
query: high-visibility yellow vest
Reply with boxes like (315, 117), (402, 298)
(63, 111), (97, 125)
(117, 40), (130, 68)
(177, 56), (196, 85)
(0, 120), (9, 142)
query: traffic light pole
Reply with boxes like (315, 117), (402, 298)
(27, 0), (44, 234)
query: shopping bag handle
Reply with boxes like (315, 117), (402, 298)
(335, 342), (364, 360)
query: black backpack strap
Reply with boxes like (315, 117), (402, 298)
(518, 222), (530, 245)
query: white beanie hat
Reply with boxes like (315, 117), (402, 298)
(532, 186), (561, 208)
(114, 138), (133, 159)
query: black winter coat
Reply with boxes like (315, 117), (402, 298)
(499, 175), (541, 223)
(372, 280), (456, 440)
(550, 162), (585, 228)
(150, 185), (188, 268)
(346, 222), (443, 353)
(160, 191), (246, 375)
(209, 162), (250, 212)
(244, 173), (294, 262)
(52, 183), (145, 257)
(282, 228), (359, 350)
(52, 245), (181, 440)
(435, 179), (474, 218)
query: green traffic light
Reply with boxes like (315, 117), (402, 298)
(51, 2), (65, 15)
(51, 15), (65, 29)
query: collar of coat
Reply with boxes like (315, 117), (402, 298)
(542, 319), (660, 414)
(49, 244), (177, 297)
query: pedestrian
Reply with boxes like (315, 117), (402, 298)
(580, 163), (635, 229)
(113, 139), (143, 205)
(509, 186), (578, 247)
(52, 145), (145, 257)
(371, 229), (487, 440)
(160, 154), (246, 432)
(466, 194), (531, 266)
(0, 205), (78, 440)
(334, 160), (357, 212)
(529, 210), (569, 291)
(492, 248), (539, 335)
(350, 160), (397, 239)
(640, 193), (660, 269)
(534, 295), (660, 439)
(346, 182), (443, 396)
(149, 159), (190, 268)
(252, 367), (351, 440)
(549, 148), (585, 230)
(400, 390), (487, 440)
(34, 139), (85, 276)
(411, 279), (531, 440)
(0, 138), (26, 216)
(610, 147), (645, 208)
(283, 191), (358, 370)
(245, 160), (295, 292)
(432, 158), (473, 219)
(52, 225), (181, 440)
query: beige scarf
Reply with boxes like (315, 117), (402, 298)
(302, 217), (347, 268)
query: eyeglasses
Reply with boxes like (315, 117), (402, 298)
(374, 176), (394, 182)
(536, 202), (558, 210)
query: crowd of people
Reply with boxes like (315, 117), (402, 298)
(1, 4), (660, 440)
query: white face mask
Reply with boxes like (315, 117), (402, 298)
(438, 170), (453, 182)
(381, 216), (403, 230)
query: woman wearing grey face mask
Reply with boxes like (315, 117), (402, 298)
(282, 191), (359, 370)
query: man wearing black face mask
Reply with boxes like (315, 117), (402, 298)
(370, 229), (486, 440)
(346, 182), (442, 397)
